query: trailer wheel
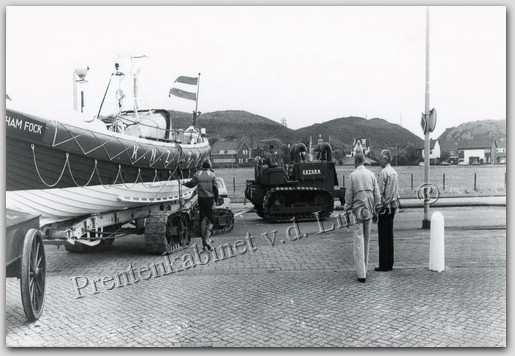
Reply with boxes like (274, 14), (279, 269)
(20, 229), (46, 322)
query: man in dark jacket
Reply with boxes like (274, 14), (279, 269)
(375, 149), (400, 272)
(183, 159), (218, 251)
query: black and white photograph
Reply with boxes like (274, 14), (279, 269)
(2, 3), (508, 348)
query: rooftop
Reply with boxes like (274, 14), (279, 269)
(458, 138), (496, 150)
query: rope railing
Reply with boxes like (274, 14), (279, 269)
(31, 144), (189, 190)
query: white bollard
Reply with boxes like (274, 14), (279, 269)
(429, 211), (445, 272)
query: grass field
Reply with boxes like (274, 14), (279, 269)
(215, 164), (507, 201)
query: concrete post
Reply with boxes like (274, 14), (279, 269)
(429, 211), (445, 272)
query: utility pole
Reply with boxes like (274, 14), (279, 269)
(422, 7), (431, 229)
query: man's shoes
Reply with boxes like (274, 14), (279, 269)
(203, 243), (214, 252)
(357, 278), (366, 283)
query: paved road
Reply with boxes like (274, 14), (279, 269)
(5, 206), (506, 347)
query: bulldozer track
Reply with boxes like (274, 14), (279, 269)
(262, 187), (334, 223)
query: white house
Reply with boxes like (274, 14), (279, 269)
(457, 136), (496, 164)
(420, 140), (441, 160)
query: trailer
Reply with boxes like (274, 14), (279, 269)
(40, 177), (234, 254)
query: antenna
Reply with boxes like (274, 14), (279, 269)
(73, 66), (89, 113)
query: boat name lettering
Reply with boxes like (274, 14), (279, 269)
(6, 115), (45, 136)
(150, 148), (157, 162)
(132, 145), (139, 160)
(165, 150), (171, 163)
(303, 169), (321, 175)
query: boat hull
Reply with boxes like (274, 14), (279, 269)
(5, 108), (210, 226)
(6, 181), (195, 226)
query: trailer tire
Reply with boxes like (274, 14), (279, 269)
(20, 229), (46, 322)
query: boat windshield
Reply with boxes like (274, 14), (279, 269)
(101, 110), (168, 140)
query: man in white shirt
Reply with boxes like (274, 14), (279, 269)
(343, 152), (381, 283)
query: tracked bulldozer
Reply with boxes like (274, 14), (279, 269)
(245, 142), (345, 223)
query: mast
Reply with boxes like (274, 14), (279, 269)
(193, 72), (201, 126)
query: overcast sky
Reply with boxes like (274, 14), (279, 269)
(6, 5), (506, 139)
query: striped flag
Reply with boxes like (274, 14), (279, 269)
(169, 88), (197, 101)
(175, 76), (198, 85)
(169, 75), (198, 101)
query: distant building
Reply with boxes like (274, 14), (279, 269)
(351, 138), (371, 157)
(457, 136), (496, 164)
(439, 140), (459, 164)
(493, 137), (506, 164)
(210, 136), (252, 168)
(416, 139), (440, 163)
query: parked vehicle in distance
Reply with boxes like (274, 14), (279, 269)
(458, 161), (469, 166)
(440, 161), (450, 166)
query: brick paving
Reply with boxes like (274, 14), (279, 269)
(5, 207), (506, 347)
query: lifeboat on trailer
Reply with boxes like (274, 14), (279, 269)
(5, 61), (210, 226)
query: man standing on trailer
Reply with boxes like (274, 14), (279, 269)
(183, 159), (218, 251)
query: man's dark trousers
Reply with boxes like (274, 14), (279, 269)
(198, 197), (216, 246)
(378, 209), (395, 270)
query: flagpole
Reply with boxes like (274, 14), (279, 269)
(193, 72), (201, 126)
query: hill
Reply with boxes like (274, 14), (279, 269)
(437, 120), (506, 144)
(294, 116), (423, 154)
(168, 110), (294, 144)
(169, 110), (505, 156)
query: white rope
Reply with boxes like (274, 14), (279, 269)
(118, 166), (140, 189)
(140, 169), (160, 189)
(94, 163), (122, 190)
(67, 159), (98, 188)
(31, 144), (68, 188)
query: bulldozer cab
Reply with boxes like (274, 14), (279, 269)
(255, 165), (289, 186)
